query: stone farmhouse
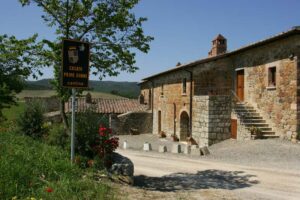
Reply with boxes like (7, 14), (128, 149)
(139, 27), (300, 147)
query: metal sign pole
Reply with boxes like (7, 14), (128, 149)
(71, 88), (76, 162)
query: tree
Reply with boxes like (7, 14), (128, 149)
(19, 0), (153, 128)
(0, 34), (44, 121)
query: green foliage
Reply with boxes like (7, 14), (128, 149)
(18, 0), (153, 125)
(0, 131), (115, 199)
(17, 100), (46, 138)
(75, 108), (109, 158)
(0, 34), (45, 121)
(249, 126), (263, 139)
(46, 123), (69, 149)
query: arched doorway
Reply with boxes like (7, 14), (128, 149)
(180, 111), (189, 141)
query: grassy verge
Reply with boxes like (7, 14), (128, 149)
(0, 131), (116, 200)
(2, 102), (25, 121)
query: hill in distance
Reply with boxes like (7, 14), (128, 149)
(25, 79), (140, 99)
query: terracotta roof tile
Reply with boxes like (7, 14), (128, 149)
(66, 98), (148, 114)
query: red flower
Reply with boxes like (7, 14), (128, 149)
(46, 187), (53, 193)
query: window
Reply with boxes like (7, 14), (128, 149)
(182, 78), (187, 94)
(268, 67), (276, 87)
(161, 84), (164, 96)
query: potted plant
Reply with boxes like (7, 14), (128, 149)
(171, 134), (179, 142)
(249, 126), (263, 139)
(159, 131), (166, 138)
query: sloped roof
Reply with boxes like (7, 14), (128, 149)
(141, 26), (300, 81)
(66, 98), (148, 114)
(213, 34), (226, 41)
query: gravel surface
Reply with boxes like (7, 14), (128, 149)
(117, 134), (300, 171)
(203, 138), (300, 171)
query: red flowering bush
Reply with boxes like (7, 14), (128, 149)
(92, 125), (119, 168)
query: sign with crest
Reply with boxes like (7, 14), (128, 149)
(62, 39), (90, 88)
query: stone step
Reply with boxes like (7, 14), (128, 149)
(261, 131), (276, 135)
(259, 127), (273, 131)
(262, 134), (280, 139)
(238, 113), (260, 117)
(242, 119), (266, 123)
(235, 108), (256, 111)
(234, 104), (253, 108)
(243, 116), (263, 120)
(244, 123), (269, 127)
(235, 106), (255, 109)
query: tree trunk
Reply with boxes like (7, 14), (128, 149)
(60, 99), (69, 129)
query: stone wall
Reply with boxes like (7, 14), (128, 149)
(24, 97), (60, 112)
(193, 57), (233, 96)
(193, 96), (231, 147)
(139, 34), (300, 141)
(232, 35), (300, 137)
(112, 111), (152, 135)
(140, 81), (152, 108)
(151, 70), (192, 137)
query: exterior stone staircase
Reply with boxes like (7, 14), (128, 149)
(234, 103), (279, 139)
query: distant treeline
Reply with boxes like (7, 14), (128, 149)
(25, 79), (140, 99)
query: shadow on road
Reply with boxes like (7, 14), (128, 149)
(134, 169), (259, 192)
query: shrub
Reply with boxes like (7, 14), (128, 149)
(0, 131), (115, 199)
(17, 100), (45, 138)
(46, 123), (69, 149)
(75, 108), (108, 158)
(93, 125), (119, 168)
(249, 126), (263, 139)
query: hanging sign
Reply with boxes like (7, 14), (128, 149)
(62, 39), (90, 88)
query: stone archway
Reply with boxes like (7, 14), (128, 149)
(180, 111), (189, 141)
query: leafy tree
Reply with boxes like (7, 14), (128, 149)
(19, 0), (153, 128)
(0, 34), (44, 121)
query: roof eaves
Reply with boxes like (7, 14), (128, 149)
(141, 26), (300, 82)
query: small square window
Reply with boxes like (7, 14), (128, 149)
(268, 67), (276, 87)
(182, 78), (187, 94)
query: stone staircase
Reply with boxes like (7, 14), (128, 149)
(234, 103), (279, 139)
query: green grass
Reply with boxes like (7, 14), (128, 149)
(2, 102), (25, 121)
(0, 131), (116, 200)
(17, 90), (124, 100)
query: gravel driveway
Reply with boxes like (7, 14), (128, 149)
(117, 134), (300, 171)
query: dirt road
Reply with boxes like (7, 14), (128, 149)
(117, 149), (300, 200)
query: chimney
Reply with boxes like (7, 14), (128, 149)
(208, 34), (227, 57)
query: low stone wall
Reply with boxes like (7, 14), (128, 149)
(24, 97), (60, 112)
(193, 95), (231, 147)
(112, 111), (153, 135)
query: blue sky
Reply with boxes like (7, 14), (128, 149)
(0, 0), (299, 82)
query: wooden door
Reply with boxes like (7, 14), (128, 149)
(236, 70), (244, 101)
(231, 119), (237, 139)
(158, 110), (161, 134)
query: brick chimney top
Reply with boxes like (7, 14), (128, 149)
(208, 34), (227, 57)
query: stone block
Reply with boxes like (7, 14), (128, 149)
(171, 144), (181, 153)
(200, 146), (210, 156)
(143, 142), (152, 151)
(183, 145), (191, 154)
(158, 145), (167, 153)
(123, 141), (128, 149)
(286, 131), (293, 140)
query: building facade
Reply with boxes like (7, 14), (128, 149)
(140, 27), (300, 147)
